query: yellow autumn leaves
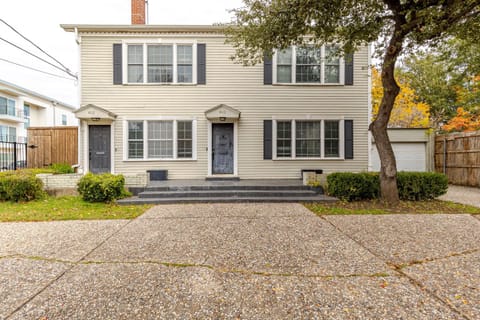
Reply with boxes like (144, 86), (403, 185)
(371, 67), (430, 128)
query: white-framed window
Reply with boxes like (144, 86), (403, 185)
(24, 104), (30, 129)
(0, 125), (16, 142)
(0, 96), (16, 117)
(125, 119), (196, 160)
(124, 41), (196, 84)
(273, 119), (343, 159)
(273, 45), (344, 84)
(61, 114), (67, 125)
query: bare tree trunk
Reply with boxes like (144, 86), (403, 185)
(370, 27), (405, 204)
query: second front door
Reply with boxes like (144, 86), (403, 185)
(212, 123), (234, 174)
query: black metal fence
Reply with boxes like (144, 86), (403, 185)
(0, 140), (28, 171)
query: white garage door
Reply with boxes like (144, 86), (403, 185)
(372, 142), (426, 172)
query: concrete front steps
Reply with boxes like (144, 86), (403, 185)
(118, 180), (337, 204)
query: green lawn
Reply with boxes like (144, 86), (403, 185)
(0, 196), (153, 222)
(305, 200), (480, 215)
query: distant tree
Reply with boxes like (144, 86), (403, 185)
(403, 36), (480, 127)
(442, 107), (480, 132)
(372, 67), (430, 128)
(403, 52), (458, 127)
(227, 0), (480, 204)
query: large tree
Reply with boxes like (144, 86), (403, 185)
(226, 0), (480, 203)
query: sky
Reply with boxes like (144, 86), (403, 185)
(0, 0), (243, 106)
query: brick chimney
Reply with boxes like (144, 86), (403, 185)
(131, 0), (146, 25)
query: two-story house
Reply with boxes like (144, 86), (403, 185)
(62, 0), (370, 184)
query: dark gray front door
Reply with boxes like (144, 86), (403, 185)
(89, 125), (111, 174)
(212, 123), (234, 174)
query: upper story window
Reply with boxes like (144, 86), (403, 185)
(274, 45), (343, 85)
(0, 96), (16, 117)
(124, 42), (196, 84)
(62, 114), (67, 125)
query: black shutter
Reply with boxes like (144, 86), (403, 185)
(197, 44), (206, 85)
(264, 120), (272, 159)
(113, 44), (122, 85)
(344, 53), (354, 85)
(264, 55), (273, 85)
(344, 120), (354, 159)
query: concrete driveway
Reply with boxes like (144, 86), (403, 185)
(1, 204), (479, 319)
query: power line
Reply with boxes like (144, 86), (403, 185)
(0, 57), (76, 81)
(0, 19), (73, 76)
(0, 36), (77, 79)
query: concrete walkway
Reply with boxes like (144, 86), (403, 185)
(439, 185), (480, 208)
(1, 204), (479, 319)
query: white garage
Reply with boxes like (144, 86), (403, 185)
(370, 129), (434, 172)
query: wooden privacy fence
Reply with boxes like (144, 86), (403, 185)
(27, 127), (78, 168)
(435, 131), (480, 187)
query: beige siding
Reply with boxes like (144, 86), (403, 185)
(79, 33), (369, 179)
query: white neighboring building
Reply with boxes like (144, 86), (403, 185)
(0, 79), (77, 143)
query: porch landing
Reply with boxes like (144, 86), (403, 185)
(119, 179), (337, 204)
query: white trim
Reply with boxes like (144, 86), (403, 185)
(122, 41), (197, 85)
(320, 119), (325, 158)
(110, 121), (115, 173)
(207, 122), (212, 176)
(234, 121), (238, 176)
(339, 119), (345, 159)
(123, 118), (197, 161)
(84, 122), (89, 172)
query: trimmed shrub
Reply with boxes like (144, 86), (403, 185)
(397, 172), (448, 200)
(327, 171), (448, 201)
(50, 163), (74, 174)
(0, 171), (45, 202)
(327, 172), (380, 201)
(77, 173), (129, 203)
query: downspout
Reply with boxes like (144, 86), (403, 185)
(75, 27), (83, 171)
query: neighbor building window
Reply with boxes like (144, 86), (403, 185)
(0, 96), (16, 117)
(0, 125), (16, 142)
(62, 114), (67, 125)
(24, 104), (30, 128)
(126, 120), (195, 160)
(274, 45), (343, 84)
(125, 43), (195, 84)
(274, 119), (342, 159)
